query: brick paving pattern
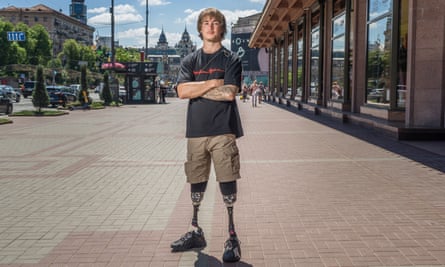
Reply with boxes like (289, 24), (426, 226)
(0, 98), (444, 266)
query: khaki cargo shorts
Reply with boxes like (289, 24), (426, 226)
(185, 134), (241, 184)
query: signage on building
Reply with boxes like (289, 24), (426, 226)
(231, 32), (268, 72)
(124, 62), (158, 74)
(7, 31), (26, 41)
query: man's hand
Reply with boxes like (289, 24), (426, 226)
(202, 85), (238, 101)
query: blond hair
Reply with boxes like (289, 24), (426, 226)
(197, 8), (227, 40)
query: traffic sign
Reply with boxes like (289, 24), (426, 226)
(7, 31), (26, 41)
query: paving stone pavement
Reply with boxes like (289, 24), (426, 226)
(0, 98), (445, 267)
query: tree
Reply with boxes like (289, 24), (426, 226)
(29, 24), (52, 66)
(62, 39), (81, 70)
(14, 22), (33, 65)
(0, 18), (15, 65)
(32, 66), (49, 113)
(102, 71), (112, 105)
(116, 47), (139, 62)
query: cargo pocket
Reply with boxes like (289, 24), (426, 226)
(213, 142), (241, 182)
(185, 155), (210, 183)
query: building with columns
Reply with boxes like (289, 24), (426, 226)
(249, 0), (445, 139)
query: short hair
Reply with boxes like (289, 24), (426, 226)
(197, 8), (227, 40)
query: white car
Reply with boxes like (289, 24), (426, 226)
(0, 85), (21, 102)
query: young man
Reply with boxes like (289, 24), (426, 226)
(170, 7), (243, 263)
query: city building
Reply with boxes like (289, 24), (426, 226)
(146, 27), (196, 86)
(249, 0), (445, 139)
(70, 0), (87, 24)
(0, 3), (94, 56)
(231, 13), (269, 86)
(175, 26), (196, 58)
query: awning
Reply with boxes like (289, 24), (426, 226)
(249, 0), (308, 49)
(101, 62), (126, 70)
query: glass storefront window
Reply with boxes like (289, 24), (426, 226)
(310, 27), (320, 98)
(397, 0), (408, 108)
(331, 12), (346, 100)
(130, 77), (141, 101)
(310, 7), (321, 99)
(296, 29), (304, 99)
(368, 0), (392, 21)
(287, 40), (293, 99)
(366, 1), (392, 106)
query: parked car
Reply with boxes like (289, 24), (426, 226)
(0, 85), (21, 102)
(47, 85), (77, 107)
(69, 84), (81, 95)
(22, 81), (36, 98)
(0, 90), (13, 114)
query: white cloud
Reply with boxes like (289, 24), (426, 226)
(88, 4), (143, 26)
(88, 7), (108, 14)
(138, 0), (171, 6)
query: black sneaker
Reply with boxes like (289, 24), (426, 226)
(222, 236), (241, 262)
(171, 229), (206, 252)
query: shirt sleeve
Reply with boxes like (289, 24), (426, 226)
(224, 53), (242, 92)
(177, 53), (195, 84)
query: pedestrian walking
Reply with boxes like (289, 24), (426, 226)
(171, 7), (243, 263)
(242, 84), (248, 103)
(250, 80), (258, 107)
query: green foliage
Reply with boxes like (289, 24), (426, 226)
(102, 71), (112, 105)
(116, 47), (140, 62)
(0, 19), (15, 65)
(12, 110), (67, 116)
(29, 24), (52, 66)
(0, 18), (51, 66)
(63, 39), (81, 70)
(32, 66), (49, 113)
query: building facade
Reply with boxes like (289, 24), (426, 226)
(0, 4), (94, 56)
(175, 26), (196, 58)
(249, 0), (445, 139)
(231, 13), (269, 86)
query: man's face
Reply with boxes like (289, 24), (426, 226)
(200, 16), (223, 42)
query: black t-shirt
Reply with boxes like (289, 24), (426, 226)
(177, 47), (244, 138)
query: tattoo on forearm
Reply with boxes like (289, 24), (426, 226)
(202, 85), (238, 101)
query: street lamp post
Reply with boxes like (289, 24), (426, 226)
(111, 0), (115, 69)
(110, 0), (119, 104)
(145, 0), (149, 60)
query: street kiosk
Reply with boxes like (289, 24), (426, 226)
(123, 62), (159, 104)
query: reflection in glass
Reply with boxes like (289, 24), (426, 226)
(310, 27), (320, 98)
(397, 0), (408, 108)
(368, 0), (392, 21)
(287, 41), (293, 99)
(366, 17), (392, 105)
(331, 13), (346, 100)
(296, 38), (303, 98)
(280, 45), (284, 96)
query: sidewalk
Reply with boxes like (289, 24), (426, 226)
(0, 98), (444, 267)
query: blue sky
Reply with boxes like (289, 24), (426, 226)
(4, 0), (266, 48)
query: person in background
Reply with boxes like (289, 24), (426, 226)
(250, 80), (258, 107)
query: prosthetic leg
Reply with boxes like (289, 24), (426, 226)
(170, 182), (207, 252)
(190, 182), (207, 232)
(220, 181), (241, 262)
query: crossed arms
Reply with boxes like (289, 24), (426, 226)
(177, 79), (238, 101)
